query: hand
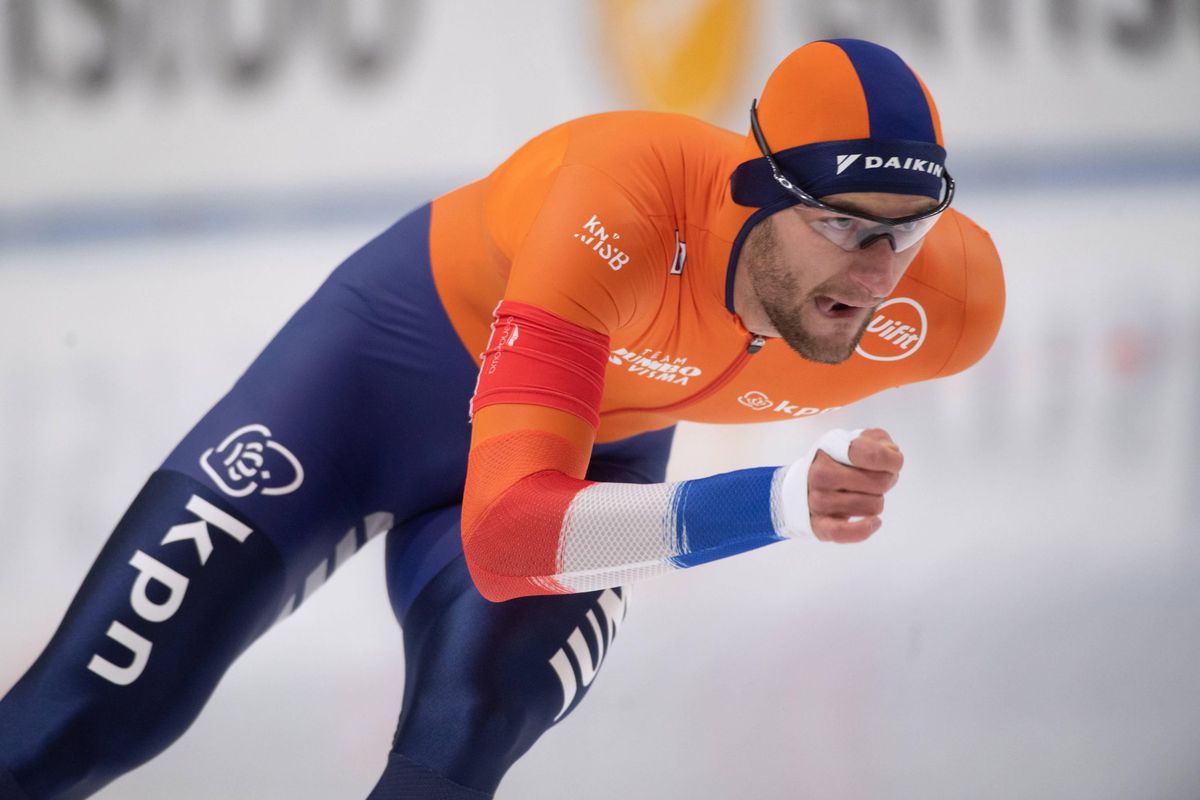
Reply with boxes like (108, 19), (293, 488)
(807, 428), (903, 543)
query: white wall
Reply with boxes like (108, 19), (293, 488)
(3, 0), (1197, 210)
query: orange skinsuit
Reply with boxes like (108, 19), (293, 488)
(432, 50), (1004, 602)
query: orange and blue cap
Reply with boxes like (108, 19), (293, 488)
(731, 39), (947, 205)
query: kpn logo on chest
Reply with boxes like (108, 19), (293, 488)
(856, 297), (927, 362)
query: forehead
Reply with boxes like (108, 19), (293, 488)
(817, 192), (939, 217)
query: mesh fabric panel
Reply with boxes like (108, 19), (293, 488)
(555, 481), (680, 592)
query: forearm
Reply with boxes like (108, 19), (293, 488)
(463, 464), (790, 601)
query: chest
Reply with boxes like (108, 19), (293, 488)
(598, 273), (965, 424)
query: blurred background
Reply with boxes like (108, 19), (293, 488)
(2, 1), (1199, 798)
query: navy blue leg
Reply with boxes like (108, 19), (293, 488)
(0, 472), (284, 800)
(368, 427), (676, 798)
(0, 203), (484, 800)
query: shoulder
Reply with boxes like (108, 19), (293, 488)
(485, 113), (738, 332)
(560, 111), (736, 165)
(904, 209), (1006, 378)
(496, 111), (735, 213)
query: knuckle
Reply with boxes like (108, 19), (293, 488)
(860, 475), (883, 494)
(809, 466), (840, 491)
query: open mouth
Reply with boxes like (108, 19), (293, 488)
(815, 295), (867, 319)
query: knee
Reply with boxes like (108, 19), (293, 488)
(392, 574), (630, 791)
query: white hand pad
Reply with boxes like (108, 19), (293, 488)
(774, 428), (863, 541)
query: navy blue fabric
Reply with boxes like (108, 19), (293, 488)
(730, 138), (947, 206)
(0, 472), (284, 800)
(380, 430), (670, 794)
(161, 202), (481, 595)
(0, 202), (677, 799)
(367, 752), (493, 799)
(0, 767), (30, 800)
(669, 466), (781, 569)
(385, 559), (633, 794)
(823, 38), (937, 142)
(730, 38), (946, 208)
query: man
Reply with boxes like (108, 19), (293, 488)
(0, 38), (1003, 799)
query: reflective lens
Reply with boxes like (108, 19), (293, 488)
(802, 207), (943, 252)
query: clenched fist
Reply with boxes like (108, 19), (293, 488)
(777, 428), (904, 543)
(808, 428), (903, 542)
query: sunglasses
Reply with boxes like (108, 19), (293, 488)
(749, 99), (955, 252)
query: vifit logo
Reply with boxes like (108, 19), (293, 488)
(856, 297), (927, 362)
(574, 214), (630, 271)
(835, 153), (944, 177)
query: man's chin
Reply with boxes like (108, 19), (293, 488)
(777, 317), (869, 364)
(781, 333), (858, 364)
(763, 301), (871, 364)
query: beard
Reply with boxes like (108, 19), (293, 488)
(744, 217), (875, 365)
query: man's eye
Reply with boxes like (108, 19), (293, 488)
(823, 217), (855, 231)
(895, 221), (919, 232)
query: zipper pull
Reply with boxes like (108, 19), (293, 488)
(747, 335), (766, 354)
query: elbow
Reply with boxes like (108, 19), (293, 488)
(460, 509), (567, 602)
(462, 547), (518, 603)
(459, 470), (585, 601)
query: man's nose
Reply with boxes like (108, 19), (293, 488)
(848, 237), (899, 297)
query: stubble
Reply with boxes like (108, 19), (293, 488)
(743, 216), (872, 365)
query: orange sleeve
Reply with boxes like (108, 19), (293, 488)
(462, 160), (672, 600)
(497, 162), (670, 333)
(936, 213), (1006, 378)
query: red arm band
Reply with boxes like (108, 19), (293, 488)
(470, 300), (610, 428)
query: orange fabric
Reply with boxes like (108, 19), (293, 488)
(914, 72), (945, 147)
(431, 111), (1002, 444)
(747, 41), (873, 158)
(469, 405), (596, 453)
(462, 426), (594, 600)
(436, 109), (1003, 600)
(462, 426), (591, 544)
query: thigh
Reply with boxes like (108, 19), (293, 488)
(0, 203), (482, 800)
(161, 202), (481, 609)
(378, 426), (677, 794)
(388, 540), (631, 795)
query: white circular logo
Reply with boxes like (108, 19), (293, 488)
(855, 297), (927, 362)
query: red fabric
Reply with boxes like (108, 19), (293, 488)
(471, 300), (609, 428)
(465, 470), (590, 601)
